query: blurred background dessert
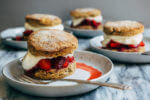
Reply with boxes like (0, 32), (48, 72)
(70, 8), (103, 30)
(23, 13), (64, 40)
(102, 20), (145, 52)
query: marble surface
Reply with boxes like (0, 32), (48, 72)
(0, 30), (150, 100)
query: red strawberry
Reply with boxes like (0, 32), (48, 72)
(92, 20), (97, 25)
(38, 59), (51, 70)
(67, 56), (74, 62)
(23, 30), (33, 36)
(128, 44), (136, 48)
(110, 43), (118, 48)
(120, 47), (125, 51)
(139, 41), (145, 46)
(15, 36), (22, 41)
(63, 60), (69, 68)
(85, 19), (91, 25)
(92, 20), (98, 28)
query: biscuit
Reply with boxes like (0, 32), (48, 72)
(28, 29), (78, 57)
(26, 13), (62, 26)
(104, 20), (144, 36)
(70, 8), (101, 18)
(33, 61), (76, 80)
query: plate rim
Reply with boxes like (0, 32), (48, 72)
(0, 26), (26, 43)
(2, 50), (113, 87)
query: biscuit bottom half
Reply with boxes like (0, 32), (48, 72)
(26, 61), (76, 80)
(103, 46), (145, 53)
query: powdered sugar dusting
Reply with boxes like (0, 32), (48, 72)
(76, 8), (96, 12)
(30, 29), (77, 52)
(106, 20), (142, 28)
(35, 30), (67, 42)
(30, 14), (58, 20)
(32, 30), (71, 51)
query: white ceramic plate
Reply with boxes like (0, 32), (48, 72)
(2, 51), (113, 97)
(0, 27), (27, 49)
(90, 36), (150, 63)
(64, 20), (104, 37)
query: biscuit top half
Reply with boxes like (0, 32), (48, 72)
(104, 20), (144, 36)
(25, 13), (62, 26)
(28, 29), (78, 57)
(70, 8), (101, 18)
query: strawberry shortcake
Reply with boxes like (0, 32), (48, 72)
(22, 29), (78, 79)
(70, 8), (103, 30)
(23, 13), (64, 40)
(102, 20), (145, 52)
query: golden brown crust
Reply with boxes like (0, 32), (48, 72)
(26, 13), (62, 26)
(104, 20), (144, 36)
(72, 25), (103, 30)
(105, 46), (145, 53)
(33, 61), (76, 80)
(23, 35), (28, 41)
(28, 29), (78, 57)
(70, 8), (101, 18)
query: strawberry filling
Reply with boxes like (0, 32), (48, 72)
(72, 19), (101, 29)
(25, 56), (75, 74)
(13, 36), (23, 41)
(104, 40), (145, 51)
(23, 30), (33, 36)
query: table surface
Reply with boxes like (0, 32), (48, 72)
(0, 29), (150, 100)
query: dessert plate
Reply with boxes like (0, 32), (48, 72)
(2, 51), (113, 97)
(90, 36), (150, 63)
(0, 27), (27, 49)
(64, 20), (104, 37)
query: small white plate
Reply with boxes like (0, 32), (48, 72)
(90, 36), (150, 63)
(2, 51), (113, 97)
(0, 27), (27, 49)
(64, 20), (104, 37)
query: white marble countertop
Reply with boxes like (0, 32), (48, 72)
(0, 29), (150, 100)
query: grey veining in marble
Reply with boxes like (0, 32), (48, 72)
(1, 30), (150, 100)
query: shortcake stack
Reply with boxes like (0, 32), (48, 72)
(102, 20), (145, 52)
(23, 13), (64, 40)
(22, 29), (78, 79)
(70, 8), (103, 30)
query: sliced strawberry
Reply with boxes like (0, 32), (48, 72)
(15, 36), (22, 41)
(110, 42), (119, 48)
(38, 59), (51, 70)
(128, 44), (136, 48)
(23, 30), (33, 36)
(92, 20), (97, 25)
(63, 60), (69, 68)
(139, 41), (145, 46)
(67, 56), (74, 62)
(85, 19), (91, 25)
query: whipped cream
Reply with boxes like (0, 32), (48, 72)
(72, 15), (103, 26)
(102, 33), (143, 47)
(22, 51), (73, 70)
(25, 23), (64, 31)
